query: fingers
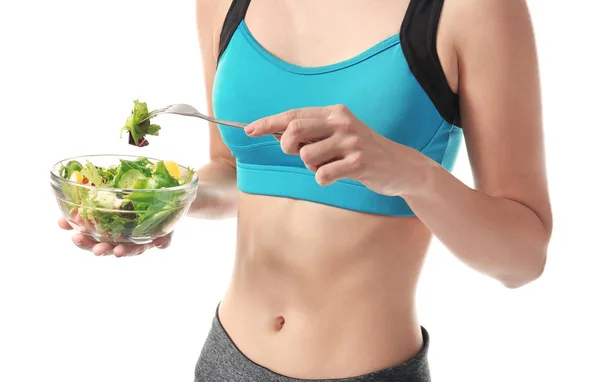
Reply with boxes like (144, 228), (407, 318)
(70, 232), (142, 257)
(299, 131), (363, 171)
(112, 243), (151, 257)
(280, 119), (335, 154)
(299, 137), (345, 169)
(100, 232), (173, 257)
(153, 232), (173, 249)
(72, 233), (99, 251)
(59, 217), (73, 230)
(68, 225), (173, 257)
(315, 153), (364, 187)
(71, 233), (117, 256)
(62, 211), (92, 233)
(246, 107), (332, 137)
(91, 242), (114, 256)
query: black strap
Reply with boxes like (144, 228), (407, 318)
(401, 0), (461, 126)
(218, 0), (252, 62)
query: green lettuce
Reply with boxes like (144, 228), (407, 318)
(98, 165), (120, 186)
(112, 158), (153, 187)
(80, 161), (105, 186)
(120, 100), (161, 146)
(152, 161), (180, 188)
(60, 160), (83, 179)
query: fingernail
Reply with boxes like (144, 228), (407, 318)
(74, 240), (83, 246)
(245, 125), (255, 135)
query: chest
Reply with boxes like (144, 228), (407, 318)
(213, 28), (444, 166)
(243, 0), (411, 67)
(212, 0), (461, 172)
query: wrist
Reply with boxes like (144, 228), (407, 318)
(188, 182), (238, 220)
(395, 147), (442, 201)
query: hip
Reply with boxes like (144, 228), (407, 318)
(195, 305), (431, 381)
(214, 280), (424, 379)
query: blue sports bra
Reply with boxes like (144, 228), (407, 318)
(213, 0), (463, 216)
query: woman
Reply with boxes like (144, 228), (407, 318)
(59, 0), (553, 380)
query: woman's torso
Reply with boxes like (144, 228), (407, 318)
(213, 0), (460, 378)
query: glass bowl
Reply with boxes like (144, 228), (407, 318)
(50, 154), (198, 244)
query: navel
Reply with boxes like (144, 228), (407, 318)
(274, 316), (285, 331)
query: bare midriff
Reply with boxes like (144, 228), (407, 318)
(218, 192), (433, 379)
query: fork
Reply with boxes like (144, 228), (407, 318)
(139, 103), (283, 138)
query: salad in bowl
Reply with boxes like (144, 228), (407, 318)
(51, 155), (198, 244)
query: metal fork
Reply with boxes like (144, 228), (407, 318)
(140, 103), (283, 138)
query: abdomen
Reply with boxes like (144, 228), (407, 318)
(217, 192), (432, 379)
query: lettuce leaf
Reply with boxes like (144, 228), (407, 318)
(152, 161), (180, 188)
(132, 209), (175, 237)
(60, 160), (83, 179)
(120, 100), (161, 146)
(81, 161), (105, 186)
(91, 209), (134, 237)
(98, 165), (120, 186)
(112, 158), (153, 187)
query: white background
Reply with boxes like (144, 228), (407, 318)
(1, 1), (598, 381)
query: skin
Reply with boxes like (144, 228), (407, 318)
(59, 0), (552, 378)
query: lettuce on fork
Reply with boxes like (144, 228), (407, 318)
(120, 100), (161, 146)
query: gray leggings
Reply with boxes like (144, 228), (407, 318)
(194, 308), (431, 382)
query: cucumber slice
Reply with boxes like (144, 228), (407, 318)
(132, 178), (153, 189)
(116, 169), (147, 189)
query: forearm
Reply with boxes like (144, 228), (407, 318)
(187, 159), (238, 220)
(403, 157), (551, 288)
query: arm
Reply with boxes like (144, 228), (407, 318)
(189, 0), (238, 220)
(402, 0), (552, 288)
(57, 1), (237, 256)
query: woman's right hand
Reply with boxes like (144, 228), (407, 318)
(58, 217), (173, 257)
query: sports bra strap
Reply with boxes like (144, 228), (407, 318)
(401, 0), (460, 126)
(218, 0), (251, 62)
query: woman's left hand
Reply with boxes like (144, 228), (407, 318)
(245, 105), (430, 197)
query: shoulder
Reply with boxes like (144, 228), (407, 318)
(196, 0), (231, 17)
(443, 0), (534, 54)
(195, 0), (232, 61)
(195, 0), (229, 26)
(444, 0), (531, 27)
(439, 0), (536, 98)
